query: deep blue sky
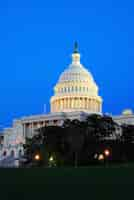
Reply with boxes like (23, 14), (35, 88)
(0, 0), (134, 127)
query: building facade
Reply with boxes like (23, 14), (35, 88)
(0, 43), (133, 164)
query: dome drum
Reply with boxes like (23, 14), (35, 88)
(51, 96), (102, 113)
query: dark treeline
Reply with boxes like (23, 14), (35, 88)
(21, 114), (134, 167)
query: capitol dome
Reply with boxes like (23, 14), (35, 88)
(50, 43), (102, 113)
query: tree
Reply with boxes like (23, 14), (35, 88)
(22, 114), (126, 167)
(63, 119), (85, 167)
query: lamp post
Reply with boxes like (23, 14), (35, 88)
(104, 149), (110, 166)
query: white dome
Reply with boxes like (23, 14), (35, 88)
(50, 43), (102, 113)
(58, 63), (94, 83)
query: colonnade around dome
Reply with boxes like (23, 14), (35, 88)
(51, 96), (101, 113)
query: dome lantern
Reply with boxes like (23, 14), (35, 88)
(72, 42), (81, 65)
(73, 41), (79, 54)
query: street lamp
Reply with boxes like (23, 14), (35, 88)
(49, 156), (54, 162)
(98, 154), (104, 161)
(104, 149), (110, 157)
(49, 155), (56, 167)
(34, 154), (40, 161)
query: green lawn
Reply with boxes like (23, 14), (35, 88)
(0, 165), (134, 200)
(1, 164), (134, 184)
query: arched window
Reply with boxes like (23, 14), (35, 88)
(68, 87), (70, 92)
(83, 87), (85, 91)
(11, 150), (15, 157)
(3, 151), (7, 156)
(19, 150), (22, 157)
(79, 87), (81, 92)
(75, 86), (77, 92)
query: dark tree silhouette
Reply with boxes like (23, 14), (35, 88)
(22, 114), (134, 167)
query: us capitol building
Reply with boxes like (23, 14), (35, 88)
(0, 43), (134, 163)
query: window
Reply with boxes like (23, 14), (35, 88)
(72, 86), (74, 92)
(11, 150), (15, 157)
(19, 150), (22, 157)
(3, 151), (7, 156)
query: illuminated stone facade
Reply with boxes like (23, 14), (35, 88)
(50, 43), (102, 114)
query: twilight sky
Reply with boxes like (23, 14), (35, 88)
(0, 0), (134, 127)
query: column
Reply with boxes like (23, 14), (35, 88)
(76, 97), (78, 108)
(88, 99), (90, 110)
(94, 100), (96, 112)
(23, 124), (26, 138)
(97, 102), (99, 112)
(65, 98), (67, 109)
(69, 98), (71, 109)
(54, 100), (57, 112)
(32, 123), (34, 137)
(72, 98), (74, 109)
(82, 98), (84, 109)
(54, 101), (55, 112)
(66, 98), (68, 109)
(77, 97), (80, 109)
(93, 99), (95, 111)
(86, 99), (88, 110)
(54, 100), (56, 112)
(64, 98), (66, 110)
(79, 98), (82, 109)
(74, 98), (76, 108)
(58, 99), (61, 111)
(90, 99), (93, 111)
(56, 100), (59, 111)
(60, 99), (63, 110)
(84, 98), (86, 109)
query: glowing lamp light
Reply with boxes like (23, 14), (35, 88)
(49, 156), (54, 162)
(94, 153), (98, 159)
(34, 154), (40, 161)
(104, 149), (110, 157)
(98, 154), (104, 161)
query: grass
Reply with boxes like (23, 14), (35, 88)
(1, 164), (134, 200)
